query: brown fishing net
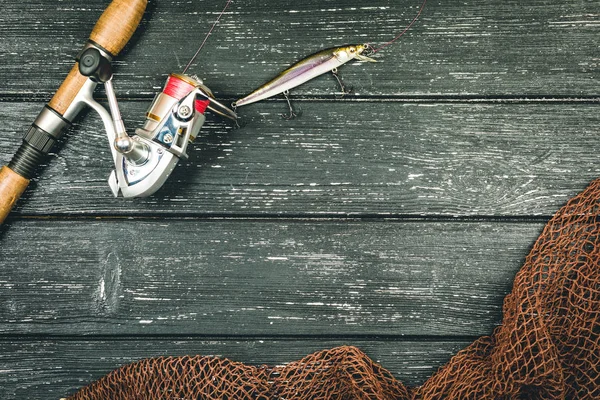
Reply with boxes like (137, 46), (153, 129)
(66, 178), (600, 400)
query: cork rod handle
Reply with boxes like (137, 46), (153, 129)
(1, 0), (147, 224)
(49, 0), (148, 114)
(90, 0), (148, 56)
(0, 167), (30, 224)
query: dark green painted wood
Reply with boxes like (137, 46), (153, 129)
(0, 219), (539, 336)
(0, 338), (471, 399)
(0, 0), (598, 98)
(1, 101), (598, 217)
(0, 0), (596, 397)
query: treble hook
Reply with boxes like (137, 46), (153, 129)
(281, 90), (300, 120)
(331, 67), (352, 98)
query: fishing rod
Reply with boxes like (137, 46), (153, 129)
(0, 0), (236, 224)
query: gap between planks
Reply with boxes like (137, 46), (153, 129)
(0, 333), (482, 342)
(1, 95), (600, 103)
(2, 214), (553, 223)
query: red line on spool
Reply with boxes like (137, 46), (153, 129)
(164, 74), (208, 114)
(195, 99), (209, 114)
(164, 75), (195, 100)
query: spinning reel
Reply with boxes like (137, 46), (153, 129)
(0, 0), (237, 223)
(76, 47), (237, 198)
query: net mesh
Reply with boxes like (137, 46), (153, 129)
(66, 178), (600, 400)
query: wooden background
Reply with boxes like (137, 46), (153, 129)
(0, 0), (598, 398)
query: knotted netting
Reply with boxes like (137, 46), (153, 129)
(66, 177), (600, 399)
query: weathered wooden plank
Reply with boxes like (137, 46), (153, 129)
(0, 338), (471, 399)
(0, 0), (598, 98)
(1, 101), (598, 217)
(0, 219), (538, 336)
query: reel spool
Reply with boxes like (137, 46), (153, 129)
(76, 47), (237, 198)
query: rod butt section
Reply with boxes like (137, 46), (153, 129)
(0, 166), (30, 224)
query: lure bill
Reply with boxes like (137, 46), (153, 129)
(233, 44), (376, 108)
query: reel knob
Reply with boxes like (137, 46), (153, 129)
(79, 48), (113, 83)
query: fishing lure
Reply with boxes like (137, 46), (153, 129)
(233, 0), (427, 118)
(233, 44), (376, 115)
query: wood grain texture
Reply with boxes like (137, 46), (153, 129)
(89, 0), (147, 56)
(48, 0), (146, 114)
(0, 0), (598, 98)
(1, 101), (598, 217)
(47, 64), (89, 115)
(0, 166), (29, 224)
(0, 0), (596, 396)
(0, 219), (538, 336)
(0, 339), (470, 399)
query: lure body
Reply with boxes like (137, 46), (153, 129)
(234, 44), (375, 107)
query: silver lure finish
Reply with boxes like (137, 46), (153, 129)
(234, 44), (375, 107)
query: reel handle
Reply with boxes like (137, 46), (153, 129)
(0, 0), (147, 224)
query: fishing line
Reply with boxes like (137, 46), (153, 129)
(369, 0), (427, 54)
(182, 0), (234, 74)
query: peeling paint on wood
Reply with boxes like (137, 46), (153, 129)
(1, 102), (598, 217)
(0, 0), (596, 397)
(0, 219), (538, 336)
(0, 0), (599, 97)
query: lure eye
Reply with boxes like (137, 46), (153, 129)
(349, 47), (356, 53)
